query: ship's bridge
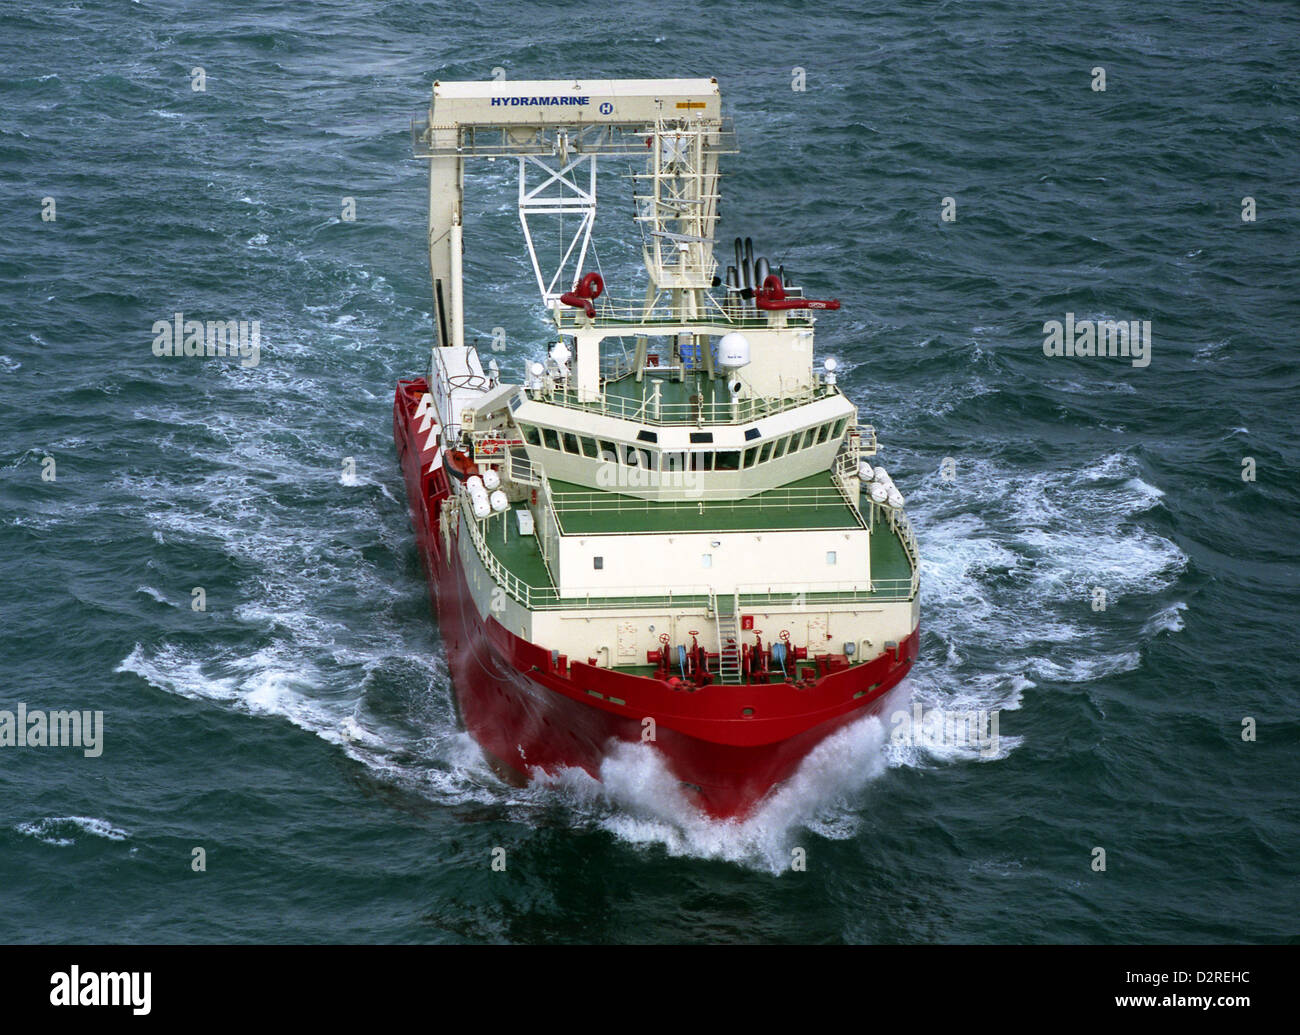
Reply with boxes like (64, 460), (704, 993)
(506, 382), (863, 502)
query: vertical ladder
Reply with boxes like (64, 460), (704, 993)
(715, 591), (741, 685)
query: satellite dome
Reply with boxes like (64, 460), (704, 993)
(716, 333), (751, 369)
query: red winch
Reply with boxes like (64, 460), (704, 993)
(754, 274), (840, 311)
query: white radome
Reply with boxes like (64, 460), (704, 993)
(715, 332), (751, 369)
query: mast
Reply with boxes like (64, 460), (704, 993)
(413, 79), (736, 395)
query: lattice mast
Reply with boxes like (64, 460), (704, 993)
(412, 78), (736, 354)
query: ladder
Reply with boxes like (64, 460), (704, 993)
(715, 591), (742, 685)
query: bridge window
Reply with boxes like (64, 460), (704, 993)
(716, 450), (741, 471)
(817, 422), (831, 444)
(833, 418), (848, 438)
(598, 440), (618, 463)
(759, 441), (774, 463)
(578, 436), (597, 458)
(520, 424), (540, 446)
(562, 432), (580, 453)
(743, 446), (759, 468)
(800, 427), (817, 450)
(772, 436), (790, 460)
(542, 428), (560, 451)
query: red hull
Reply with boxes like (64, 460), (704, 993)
(393, 378), (918, 818)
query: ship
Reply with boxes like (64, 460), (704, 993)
(393, 78), (920, 819)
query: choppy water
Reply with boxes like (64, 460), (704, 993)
(1, 0), (1297, 943)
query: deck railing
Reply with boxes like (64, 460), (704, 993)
(551, 293), (814, 331)
(736, 579), (915, 605)
(505, 447), (540, 487)
(852, 424), (878, 456)
(889, 508), (922, 599)
(539, 379), (837, 427)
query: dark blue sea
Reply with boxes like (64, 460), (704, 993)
(1, 0), (1297, 943)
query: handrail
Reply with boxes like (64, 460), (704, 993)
(539, 379), (837, 427)
(889, 509), (922, 599)
(830, 450), (859, 512)
(736, 579), (915, 605)
(505, 447), (540, 487)
(851, 424), (878, 455)
(551, 292), (814, 330)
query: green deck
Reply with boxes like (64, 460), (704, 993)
(477, 508), (554, 592)
(473, 491), (914, 610)
(868, 513), (912, 584)
(604, 370), (730, 417)
(547, 472), (862, 534)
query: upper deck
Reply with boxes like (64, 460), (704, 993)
(547, 471), (862, 534)
(461, 485), (917, 613)
(541, 367), (839, 427)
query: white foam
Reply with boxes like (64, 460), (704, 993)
(533, 707), (897, 874)
(136, 585), (172, 605)
(1142, 601), (1187, 636)
(17, 816), (130, 846)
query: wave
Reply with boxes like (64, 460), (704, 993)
(16, 816), (130, 847)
